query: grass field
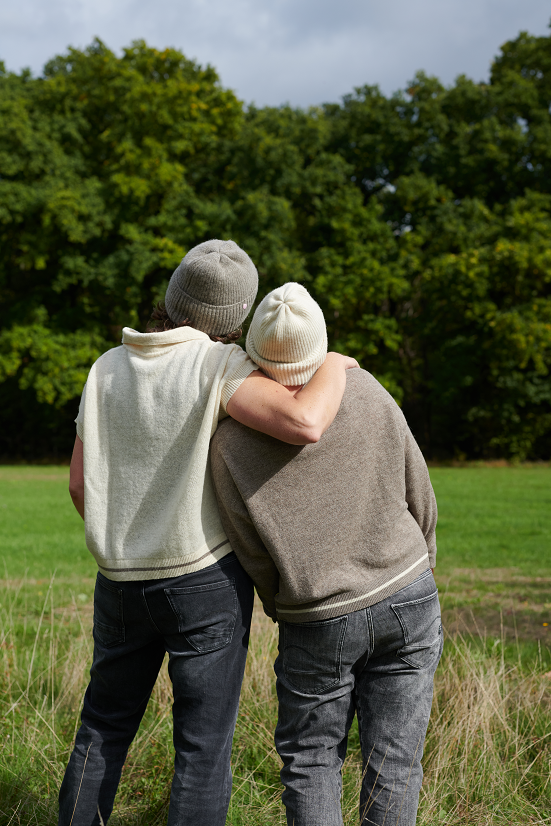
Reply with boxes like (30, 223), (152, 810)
(0, 466), (550, 824)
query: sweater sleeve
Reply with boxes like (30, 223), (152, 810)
(211, 436), (280, 620)
(403, 424), (438, 568)
(219, 346), (258, 414)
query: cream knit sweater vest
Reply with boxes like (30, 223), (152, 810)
(76, 326), (256, 580)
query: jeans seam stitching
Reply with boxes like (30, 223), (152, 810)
(390, 590), (439, 610)
(366, 607), (374, 658)
(142, 586), (162, 635)
(165, 580), (233, 596)
(336, 615), (348, 683)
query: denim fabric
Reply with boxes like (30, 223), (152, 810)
(275, 569), (443, 826)
(59, 553), (254, 826)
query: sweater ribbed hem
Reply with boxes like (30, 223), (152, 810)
(220, 358), (258, 412)
(94, 537), (232, 582)
(275, 553), (430, 623)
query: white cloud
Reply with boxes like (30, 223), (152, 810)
(0, 0), (549, 106)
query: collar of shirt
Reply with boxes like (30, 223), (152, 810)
(122, 326), (210, 346)
(122, 325), (211, 357)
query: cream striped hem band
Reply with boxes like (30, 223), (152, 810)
(98, 540), (230, 574)
(279, 553), (430, 616)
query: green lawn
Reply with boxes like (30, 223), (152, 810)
(1, 465), (550, 580)
(430, 467), (551, 576)
(0, 466), (92, 582)
(425, 467), (551, 651)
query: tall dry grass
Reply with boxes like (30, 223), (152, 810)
(0, 585), (549, 825)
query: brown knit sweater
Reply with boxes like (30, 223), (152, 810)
(210, 368), (437, 623)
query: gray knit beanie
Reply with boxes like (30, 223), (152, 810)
(246, 283), (328, 385)
(165, 239), (258, 336)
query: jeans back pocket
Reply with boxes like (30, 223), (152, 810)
(282, 616), (348, 695)
(391, 590), (442, 669)
(165, 579), (237, 653)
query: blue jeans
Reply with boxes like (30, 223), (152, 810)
(58, 553), (254, 826)
(275, 569), (443, 826)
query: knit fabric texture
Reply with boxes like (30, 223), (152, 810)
(211, 369), (437, 623)
(165, 239), (258, 336)
(75, 326), (257, 581)
(246, 282), (328, 385)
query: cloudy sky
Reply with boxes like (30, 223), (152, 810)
(1, 0), (549, 107)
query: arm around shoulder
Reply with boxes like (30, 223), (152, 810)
(226, 353), (359, 445)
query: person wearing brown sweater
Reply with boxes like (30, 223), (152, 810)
(210, 282), (443, 826)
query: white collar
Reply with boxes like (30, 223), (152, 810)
(122, 326), (210, 348)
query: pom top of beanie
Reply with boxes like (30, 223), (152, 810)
(165, 239), (258, 336)
(246, 282), (328, 385)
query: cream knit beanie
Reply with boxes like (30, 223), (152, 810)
(246, 283), (328, 385)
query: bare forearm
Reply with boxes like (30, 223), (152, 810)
(290, 353), (351, 440)
(226, 353), (359, 445)
(70, 488), (85, 520)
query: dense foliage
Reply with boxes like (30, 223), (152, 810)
(1, 30), (550, 459)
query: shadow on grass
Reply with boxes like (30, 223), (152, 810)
(0, 767), (172, 826)
(0, 769), (57, 826)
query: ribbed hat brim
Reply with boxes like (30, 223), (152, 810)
(246, 330), (328, 385)
(166, 283), (257, 336)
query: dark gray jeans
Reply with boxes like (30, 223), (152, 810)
(58, 552), (254, 826)
(275, 569), (443, 826)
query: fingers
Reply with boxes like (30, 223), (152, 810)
(326, 352), (360, 370)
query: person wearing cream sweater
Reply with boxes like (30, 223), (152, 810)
(211, 282), (442, 826)
(59, 241), (357, 826)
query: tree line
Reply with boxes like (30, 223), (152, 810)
(0, 28), (550, 460)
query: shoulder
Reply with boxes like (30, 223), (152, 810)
(205, 340), (245, 359)
(341, 369), (407, 432)
(86, 345), (125, 376)
(345, 368), (401, 409)
(203, 340), (251, 373)
(211, 412), (293, 474)
(211, 419), (244, 477)
(211, 416), (254, 459)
